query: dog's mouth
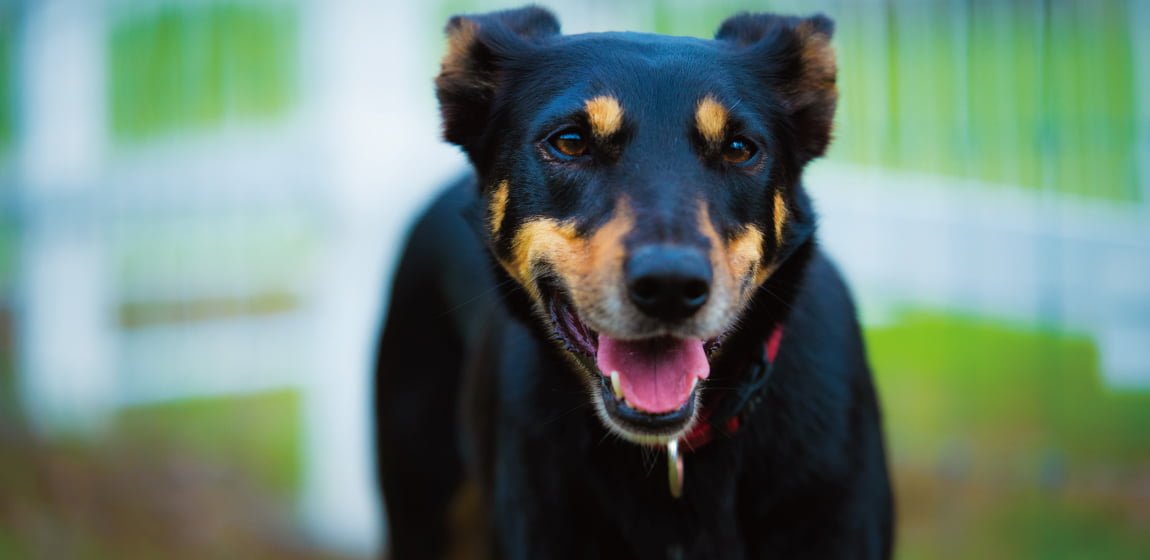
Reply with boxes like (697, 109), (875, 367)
(545, 285), (718, 442)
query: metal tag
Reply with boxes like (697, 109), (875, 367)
(667, 439), (684, 498)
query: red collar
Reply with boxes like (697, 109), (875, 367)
(681, 324), (784, 451)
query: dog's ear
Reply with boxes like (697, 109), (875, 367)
(436, 6), (560, 149)
(715, 13), (836, 163)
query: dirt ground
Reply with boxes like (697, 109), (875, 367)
(0, 423), (361, 560)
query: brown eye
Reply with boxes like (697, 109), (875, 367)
(548, 129), (589, 158)
(721, 137), (757, 164)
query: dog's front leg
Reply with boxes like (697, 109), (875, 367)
(487, 429), (598, 560)
(465, 318), (595, 560)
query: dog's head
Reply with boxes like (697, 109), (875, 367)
(436, 7), (835, 445)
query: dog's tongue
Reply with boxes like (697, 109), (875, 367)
(596, 336), (709, 413)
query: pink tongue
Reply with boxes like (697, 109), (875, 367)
(596, 336), (709, 413)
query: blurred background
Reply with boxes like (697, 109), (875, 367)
(0, 0), (1146, 558)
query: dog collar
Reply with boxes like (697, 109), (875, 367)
(666, 323), (784, 498)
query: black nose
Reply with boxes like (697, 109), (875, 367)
(625, 245), (712, 321)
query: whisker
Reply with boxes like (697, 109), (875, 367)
(642, 445), (661, 478)
(759, 284), (797, 312)
(539, 401), (592, 428)
(437, 275), (521, 317)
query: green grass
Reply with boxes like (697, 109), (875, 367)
(867, 310), (1150, 463)
(866, 310), (1150, 559)
(0, 218), (13, 423)
(0, 216), (15, 296)
(0, 390), (318, 559)
(108, 2), (298, 140)
(985, 499), (1150, 560)
(115, 389), (304, 498)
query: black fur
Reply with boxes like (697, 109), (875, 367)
(377, 7), (892, 559)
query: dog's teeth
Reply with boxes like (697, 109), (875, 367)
(690, 377), (698, 392)
(610, 371), (624, 400)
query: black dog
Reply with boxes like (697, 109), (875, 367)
(376, 7), (892, 559)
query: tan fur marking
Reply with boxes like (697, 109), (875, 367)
(696, 204), (730, 301)
(504, 219), (580, 299)
(580, 201), (633, 293)
(585, 96), (624, 139)
(773, 192), (788, 246)
(695, 96), (729, 144)
(697, 202), (771, 301)
(444, 479), (488, 560)
(489, 181), (509, 236)
(797, 21), (836, 84)
(501, 201), (634, 311)
(792, 22), (837, 110)
(730, 225), (770, 288)
(441, 19), (479, 75)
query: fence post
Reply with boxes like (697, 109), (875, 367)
(14, 0), (116, 435)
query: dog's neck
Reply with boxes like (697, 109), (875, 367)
(696, 233), (813, 403)
(681, 321), (785, 450)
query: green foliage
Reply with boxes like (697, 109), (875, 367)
(835, 1), (1138, 202)
(648, 0), (1141, 202)
(108, 3), (298, 140)
(0, 8), (13, 152)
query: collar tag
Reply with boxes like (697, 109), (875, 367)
(667, 439), (684, 498)
(669, 324), (786, 497)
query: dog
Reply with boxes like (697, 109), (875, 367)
(375, 6), (893, 559)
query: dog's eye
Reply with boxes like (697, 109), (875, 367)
(721, 137), (757, 165)
(548, 129), (589, 158)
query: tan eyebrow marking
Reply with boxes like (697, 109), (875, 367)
(489, 180), (509, 236)
(585, 95), (624, 139)
(773, 192), (788, 246)
(695, 95), (729, 144)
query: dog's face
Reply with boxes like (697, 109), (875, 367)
(437, 7), (835, 445)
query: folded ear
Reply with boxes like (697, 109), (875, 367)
(436, 6), (560, 150)
(715, 13), (837, 163)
